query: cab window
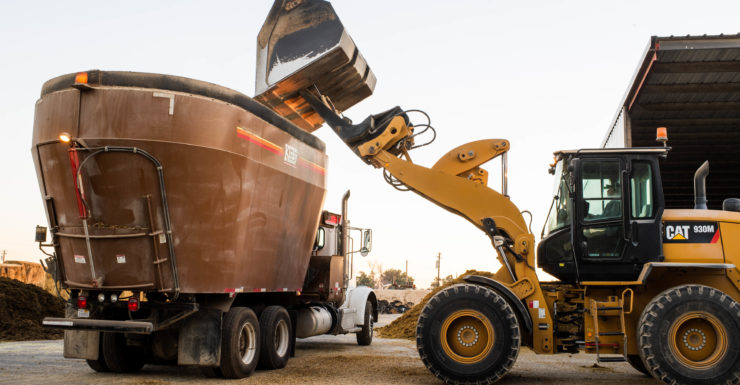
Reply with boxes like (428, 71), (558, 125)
(630, 161), (654, 218)
(582, 160), (621, 221)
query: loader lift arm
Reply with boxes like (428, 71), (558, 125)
(302, 91), (538, 285)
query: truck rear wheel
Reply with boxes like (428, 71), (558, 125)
(220, 307), (260, 379)
(101, 332), (146, 373)
(86, 334), (109, 372)
(258, 306), (292, 370)
(638, 284), (740, 384)
(417, 284), (520, 384)
(356, 300), (373, 346)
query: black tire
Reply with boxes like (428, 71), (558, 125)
(626, 354), (650, 376)
(258, 306), (292, 370)
(356, 300), (374, 346)
(417, 284), (520, 384)
(220, 307), (261, 379)
(101, 332), (146, 373)
(638, 284), (740, 384)
(86, 333), (110, 372)
(199, 366), (223, 378)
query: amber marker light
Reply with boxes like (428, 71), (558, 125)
(59, 132), (72, 143)
(656, 126), (668, 146)
(74, 72), (88, 84)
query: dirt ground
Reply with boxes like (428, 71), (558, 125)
(0, 315), (659, 385)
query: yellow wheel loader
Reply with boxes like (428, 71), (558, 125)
(255, 1), (740, 383)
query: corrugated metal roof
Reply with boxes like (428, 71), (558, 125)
(604, 34), (740, 209)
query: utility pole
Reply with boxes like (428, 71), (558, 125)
(1, 250), (6, 264)
(435, 252), (441, 287)
(405, 260), (408, 282)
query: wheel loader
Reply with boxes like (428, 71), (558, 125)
(255, 1), (740, 384)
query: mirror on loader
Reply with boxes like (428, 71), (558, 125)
(360, 229), (372, 257)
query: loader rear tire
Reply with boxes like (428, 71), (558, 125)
(626, 354), (649, 376)
(101, 332), (146, 373)
(219, 307), (260, 379)
(258, 306), (291, 370)
(638, 284), (740, 384)
(417, 283), (520, 384)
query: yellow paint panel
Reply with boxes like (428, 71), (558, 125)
(663, 242), (725, 264)
(720, 223), (740, 265)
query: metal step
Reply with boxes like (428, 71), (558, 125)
(598, 356), (626, 363)
(599, 332), (625, 336)
(597, 306), (623, 311)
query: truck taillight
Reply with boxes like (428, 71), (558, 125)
(323, 212), (341, 226)
(77, 296), (87, 309)
(128, 298), (140, 312)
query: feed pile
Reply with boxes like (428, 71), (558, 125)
(0, 277), (65, 341)
(377, 270), (495, 340)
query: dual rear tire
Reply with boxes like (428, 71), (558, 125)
(209, 305), (293, 378)
(86, 332), (146, 373)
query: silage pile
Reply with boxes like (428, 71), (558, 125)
(377, 270), (496, 340)
(0, 277), (65, 341)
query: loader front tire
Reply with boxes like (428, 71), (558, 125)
(417, 283), (520, 384)
(638, 284), (740, 384)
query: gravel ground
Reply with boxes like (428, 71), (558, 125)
(0, 315), (659, 385)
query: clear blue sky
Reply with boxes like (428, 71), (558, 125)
(1, 0), (738, 287)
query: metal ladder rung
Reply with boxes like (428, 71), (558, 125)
(597, 306), (622, 311)
(599, 332), (624, 336)
(598, 356), (626, 363)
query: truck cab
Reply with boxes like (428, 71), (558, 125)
(538, 148), (667, 282)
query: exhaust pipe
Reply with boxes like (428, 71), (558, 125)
(694, 161), (709, 210)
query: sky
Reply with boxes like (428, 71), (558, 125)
(1, 0), (739, 288)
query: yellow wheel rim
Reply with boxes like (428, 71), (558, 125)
(668, 311), (728, 370)
(440, 310), (495, 364)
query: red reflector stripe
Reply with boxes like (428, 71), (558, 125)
(711, 230), (720, 244)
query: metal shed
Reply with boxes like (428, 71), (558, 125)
(602, 34), (740, 209)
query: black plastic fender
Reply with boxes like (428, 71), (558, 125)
(462, 275), (533, 334)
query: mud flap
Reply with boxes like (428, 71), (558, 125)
(177, 309), (222, 366)
(63, 330), (99, 360)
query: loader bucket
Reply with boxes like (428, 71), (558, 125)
(255, 0), (376, 132)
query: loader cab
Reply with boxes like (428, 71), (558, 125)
(537, 148), (667, 282)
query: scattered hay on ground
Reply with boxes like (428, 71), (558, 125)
(0, 277), (65, 341)
(376, 270), (496, 340)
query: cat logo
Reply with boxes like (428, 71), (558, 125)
(666, 225), (690, 240)
(663, 221), (720, 244)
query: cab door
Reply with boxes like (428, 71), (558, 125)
(575, 158), (626, 265)
(622, 157), (664, 264)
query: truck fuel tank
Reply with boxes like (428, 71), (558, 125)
(295, 306), (334, 338)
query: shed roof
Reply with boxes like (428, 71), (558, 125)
(603, 34), (740, 209)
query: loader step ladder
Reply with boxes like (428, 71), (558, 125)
(589, 295), (629, 363)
